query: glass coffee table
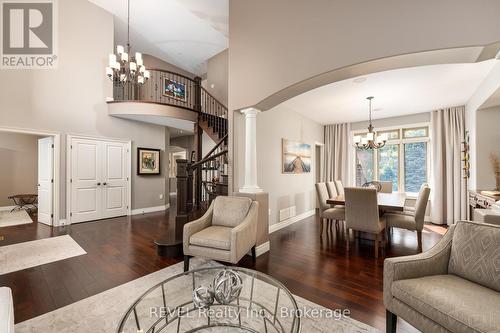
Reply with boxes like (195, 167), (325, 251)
(117, 266), (301, 333)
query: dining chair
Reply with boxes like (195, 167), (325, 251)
(403, 183), (429, 213)
(344, 187), (386, 258)
(385, 184), (431, 252)
(315, 182), (345, 236)
(334, 180), (344, 195)
(378, 181), (393, 193)
(326, 181), (338, 198)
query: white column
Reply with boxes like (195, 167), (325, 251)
(240, 107), (263, 193)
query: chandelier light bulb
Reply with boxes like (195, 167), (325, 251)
(116, 45), (125, 54)
(353, 136), (361, 144)
(129, 62), (137, 72)
(138, 76), (144, 84)
(144, 70), (150, 79)
(121, 52), (129, 62)
(106, 66), (113, 77)
(108, 54), (116, 66)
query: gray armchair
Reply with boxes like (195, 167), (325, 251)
(183, 196), (259, 271)
(384, 220), (500, 333)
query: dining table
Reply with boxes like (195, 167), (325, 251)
(327, 192), (407, 212)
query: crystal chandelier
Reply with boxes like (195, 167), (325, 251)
(105, 0), (149, 85)
(353, 97), (387, 150)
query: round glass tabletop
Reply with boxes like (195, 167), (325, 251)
(117, 266), (301, 333)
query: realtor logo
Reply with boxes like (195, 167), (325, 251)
(1, 0), (58, 69)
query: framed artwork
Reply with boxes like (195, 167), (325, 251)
(163, 78), (186, 102)
(282, 139), (311, 174)
(137, 148), (161, 175)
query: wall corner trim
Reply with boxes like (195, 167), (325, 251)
(131, 204), (170, 216)
(269, 209), (316, 234)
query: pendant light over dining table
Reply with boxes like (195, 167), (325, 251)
(105, 0), (150, 85)
(353, 97), (387, 150)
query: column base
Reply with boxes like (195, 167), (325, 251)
(239, 186), (263, 194)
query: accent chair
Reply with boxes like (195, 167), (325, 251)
(385, 184), (430, 252)
(315, 182), (345, 236)
(344, 187), (386, 258)
(183, 196), (258, 271)
(384, 220), (500, 333)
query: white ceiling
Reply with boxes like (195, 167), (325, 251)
(281, 61), (497, 125)
(88, 0), (228, 75)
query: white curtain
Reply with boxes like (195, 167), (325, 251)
(431, 106), (466, 225)
(324, 123), (350, 184)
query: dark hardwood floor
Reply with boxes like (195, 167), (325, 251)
(0, 207), (446, 332)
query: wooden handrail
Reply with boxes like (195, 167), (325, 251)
(191, 150), (228, 169)
(201, 134), (228, 161)
(201, 87), (228, 110)
(146, 68), (197, 83)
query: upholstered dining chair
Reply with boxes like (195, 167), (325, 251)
(315, 182), (345, 236)
(334, 180), (344, 195)
(385, 184), (431, 252)
(183, 196), (258, 271)
(326, 181), (338, 198)
(345, 187), (386, 258)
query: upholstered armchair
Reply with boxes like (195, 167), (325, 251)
(384, 221), (500, 333)
(183, 196), (259, 271)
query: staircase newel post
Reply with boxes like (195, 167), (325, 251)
(176, 159), (189, 226)
(194, 76), (203, 208)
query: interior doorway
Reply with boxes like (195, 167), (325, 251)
(0, 128), (60, 227)
(314, 142), (324, 209)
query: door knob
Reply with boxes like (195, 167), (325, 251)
(103, 182), (107, 186)
(97, 182), (101, 186)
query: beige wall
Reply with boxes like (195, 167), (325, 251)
(0, 133), (43, 207)
(234, 105), (323, 225)
(0, 0), (169, 216)
(476, 106), (500, 190)
(203, 50), (228, 107)
(228, 0), (500, 111)
(350, 112), (430, 132)
(143, 54), (196, 79)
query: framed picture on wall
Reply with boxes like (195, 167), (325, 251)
(282, 139), (311, 173)
(163, 78), (187, 102)
(137, 147), (161, 175)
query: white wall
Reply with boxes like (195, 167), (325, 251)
(476, 106), (500, 189)
(0, 0), (168, 215)
(234, 105), (324, 225)
(465, 62), (500, 189)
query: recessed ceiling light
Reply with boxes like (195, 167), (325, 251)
(353, 77), (367, 84)
(210, 83), (215, 89)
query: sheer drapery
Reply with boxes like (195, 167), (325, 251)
(430, 106), (466, 225)
(324, 123), (350, 184)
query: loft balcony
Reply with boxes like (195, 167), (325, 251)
(107, 68), (227, 133)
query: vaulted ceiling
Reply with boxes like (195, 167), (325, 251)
(88, 0), (228, 75)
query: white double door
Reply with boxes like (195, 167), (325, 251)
(70, 137), (130, 223)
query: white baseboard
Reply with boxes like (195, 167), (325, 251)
(131, 204), (170, 216)
(56, 219), (68, 226)
(0, 206), (16, 212)
(269, 209), (316, 234)
(255, 241), (270, 256)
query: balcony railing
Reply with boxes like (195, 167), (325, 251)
(112, 68), (227, 117)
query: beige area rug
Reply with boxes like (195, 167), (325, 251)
(0, 235), (87, 275)
(0, 210), (33, 228)
(15, 258), (379, 333)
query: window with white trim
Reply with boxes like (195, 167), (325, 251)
(354, 125), (430, 193)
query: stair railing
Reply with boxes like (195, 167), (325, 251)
(176, 134), (228, 223)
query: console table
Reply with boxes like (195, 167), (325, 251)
(468, 190), (498, 220)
